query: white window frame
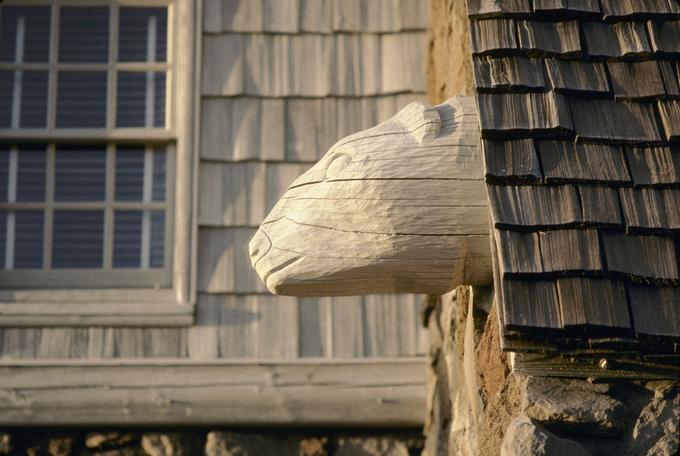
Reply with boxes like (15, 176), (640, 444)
(0, 0), (199, 326)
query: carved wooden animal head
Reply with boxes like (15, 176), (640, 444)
(249, 97), (492, 296)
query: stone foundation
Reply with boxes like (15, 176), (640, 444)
(0, 430), (423, 456)
(422, 286), (679, 456)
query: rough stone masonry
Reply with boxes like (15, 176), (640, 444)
(421, 286), (679, 456)
(0, 431), (425, 456)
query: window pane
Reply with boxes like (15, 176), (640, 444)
(57, 71), (107, 128)
(119, 7), (167, 62)
(20, 71), (48, 128)
(115, 146), (144, 201)
(17, 144), (46, 202)
(0, 211), (6, 268)
(52, 210), (104, 268)
(59, 7), (109, 63)
(150, 210), (164, 268)
(55, 145), (106, 201)
(113, 210), (142, 267)
(116, 72), (144, 127)
(0, 70), (48, 128)
(116, 71), (165, 128)
(0, 146), (8, 202)
(14, 210), (44, 269)
(0, 6), (51, 63)
(154, 72), (166, 127)
(0, 71), (12, 128)
(152, 148), (165, 202)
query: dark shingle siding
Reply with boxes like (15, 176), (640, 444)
(608, 61), (666, 100)
(483, 139), (542, 183)
(467, 0), (680, 347)
(477, 92), (572, 138)
(488, 184), (581, 227)
(556, 278), (630, 329)
(582, 21), (651, 58)
(502, 280), (562, 330)
(546, 59), (610, 94)
(470, 19), (518, 54)
(533, 0), (601, 15)
(474, 56), (545, 91)
(538, 141), (631, 184)
(600, 0), (679, 20)
(578, 185), (623, 225)
(467, 0), (532, 18)
(625, 146), (680, 186)
(517, 20), (581, 56)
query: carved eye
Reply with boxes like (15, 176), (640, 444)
(324, 153), (352, 179)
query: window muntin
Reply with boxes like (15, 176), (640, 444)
(0, 2), (172, 289)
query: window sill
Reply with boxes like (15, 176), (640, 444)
(0, 128), (175, 142)
(0, 289), (194, 326)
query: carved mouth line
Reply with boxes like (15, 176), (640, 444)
(262, 255), (304, 290)
(252, 229), (274, 271)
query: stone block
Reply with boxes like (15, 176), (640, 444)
(86, 432), (135, 450)
(334, 437), (410, 456)
(141, 433), (203, 456)
(0, 433), (12, 455)
(205, 432), (298, 456)
(628, 385), (679, 456)
(299, 437), (327, 456)
(501, 416), (591, 456)
(48, 436), (75, 456)
(522, 377), (628, 436)
(91, 449), (144, 456)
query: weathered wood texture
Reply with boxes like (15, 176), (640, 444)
(0, 0), (431, 428)
(0, 0), (430, 369)
(251, 97), (492, 296)
(467, 0), (680, 350)
(202, 33), (425, 97)
(0, 294), (427, 360)
(0, 360), (426, 426)
(189, 0), (430, 362)
(203, 0), (427, 34)
(514, 353), (680, 380)
(197, 0), (431, 311)
(187, 0), (427, 366)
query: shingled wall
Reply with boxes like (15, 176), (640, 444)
(468, 0), (680, 352)
(195, 0), (431, 360)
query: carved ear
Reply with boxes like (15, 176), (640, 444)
(391, 101), (441, 143)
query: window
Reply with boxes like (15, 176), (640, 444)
(0, 0), (197, 325)
(0, 3), (173, 288)
(0, 4), (168, 131)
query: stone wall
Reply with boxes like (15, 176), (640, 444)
(422, 286), (680, 456)
(0, 430), (424, 456)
